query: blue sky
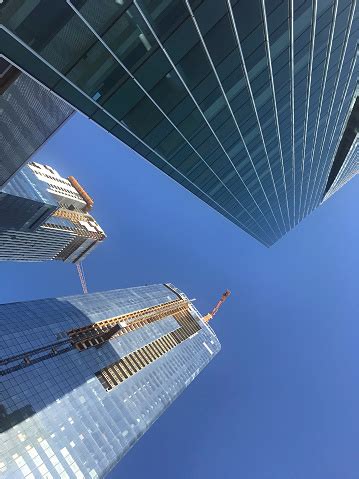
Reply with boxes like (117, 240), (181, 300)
(1, 113), (358, 479)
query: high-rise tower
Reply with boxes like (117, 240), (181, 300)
(0, 60), (74, 186)
(323, 95), (359, 201)
(0, 162), (106, 262)
(0, 161), (58, 232)
(1, 0), (357, 245)
(0, 283), (221, 478)
(324, 134), (358, 201)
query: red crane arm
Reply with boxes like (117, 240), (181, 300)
(203, 290), (231, 322)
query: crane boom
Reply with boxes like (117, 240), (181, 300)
(76, 262), (88, 294)
(203, 290), (231, 322)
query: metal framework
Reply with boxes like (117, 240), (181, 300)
(0, 298), (189, 376)
(76, 262), (88, 294)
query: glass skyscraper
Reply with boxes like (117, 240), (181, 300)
(0, 61), (74, 187)
(324, 134), (358, 200)
(0, 283), (221, 478)
(1, 1), (358, 245)
(0, 163), (58, 232)
(323, 94), (358, 201)
(0, 162), (106, 262)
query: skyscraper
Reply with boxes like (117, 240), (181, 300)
(0, 60), (74, 186)
(1, 1), (358, 245)
(0, 283), (221, 478)
(0, 162), (106, 262)
(324, 134), (358, 201)
(323, 94), (358, 201)
(0, 161), (58, 232)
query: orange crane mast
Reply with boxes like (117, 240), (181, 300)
(203, 290), (231, 322)
(68, 176), (94, 211)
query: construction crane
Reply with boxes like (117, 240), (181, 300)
(76, 262), (88, 294)
(68, 176), (94, 211)
(203, 290), (231, 322)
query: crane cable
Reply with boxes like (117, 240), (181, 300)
(76, 262), (88, 294)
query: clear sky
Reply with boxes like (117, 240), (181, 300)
(1, 113), (358, 479)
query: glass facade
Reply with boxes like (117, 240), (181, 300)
(0, 283), (220, 478)
(324, 133), (358, 201)
(1, 1), (358, 245)
(323, 94), (359, 200)
(0, 165), (58, 232)
(0, 226), (76, 262)
(0, 68), (74, 187)
(0, 162), (106, 263)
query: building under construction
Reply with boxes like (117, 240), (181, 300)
(0, 283), (226, 478)
(0, 161), (105, 263)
